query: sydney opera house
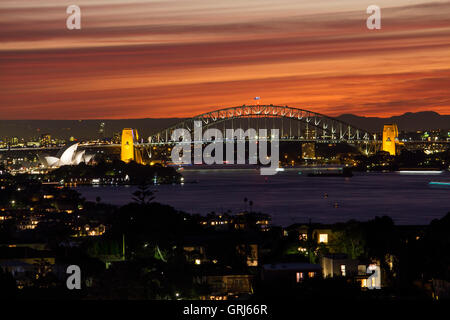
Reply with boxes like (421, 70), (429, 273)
(41, 143), (94, 168)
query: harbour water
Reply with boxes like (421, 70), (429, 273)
(76, 170), (450, 226)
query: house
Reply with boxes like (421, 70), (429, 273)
(182, 233), (260, 267)
(236, 243), (258, 267)
(288, 224), (334, 244)
(321, 254), (382, 289)
(193, 266), (254, 300)
(262, 262), (322, 284)
(0, 245), (56, 288)
(321, 254), (360, 278)
(183, 245), (208, 265)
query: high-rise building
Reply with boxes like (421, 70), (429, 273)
(382, 124), (398, 156)
(113, 132), (121, 144)
(99, 122), (106, 139)
(10, 137), (19, 146)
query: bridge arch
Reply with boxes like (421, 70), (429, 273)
(148, 105), (376, 145)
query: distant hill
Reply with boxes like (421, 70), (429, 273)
(0, 118), (183, 140)
(0, 112), (448, 140)
(336, 111), (450, 133)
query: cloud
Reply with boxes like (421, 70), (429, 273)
(0, 0), (449, 118)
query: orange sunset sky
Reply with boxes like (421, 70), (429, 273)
(0, 0), (449, 119)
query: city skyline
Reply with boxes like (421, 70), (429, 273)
(1, 0), (450, 119)
(1, 0), (449, 306)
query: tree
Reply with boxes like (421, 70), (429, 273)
(132, 180), (155, 205)
(32, 259), (57, 288)
(364, 216), (399, 260)
(0, 268), (16, 299)
(333, 221), (365, 259)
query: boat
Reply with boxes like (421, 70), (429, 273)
(307, 167), (353, 177)
(399, 168), (443, 174)
(429, 181), (450, 188)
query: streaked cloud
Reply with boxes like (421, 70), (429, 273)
(0, 0), (449, 119)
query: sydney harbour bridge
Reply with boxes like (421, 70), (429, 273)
(120, 105), (381, 163)
(3, 104), (447, 169)
(148, 105), (376, 145)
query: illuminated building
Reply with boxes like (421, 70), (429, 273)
(262, 262), (321, 284)
(382, 124), (398, 155)
(8, 137), (20, 146)
(236, 243), (259, 267)
(302, 143), (315, 159)
(195, 274), (254, 300)
(40, 134), (52, 146)
(318, 233), (328, 243)
(112, 132), (121, 144)
(99, 122), (106, 139)
(296, 226), (332, 244)
(42, 142), (93, 167)
(321, 254), (359, 278)
(183, 245), (207, 265)
(75, 224), (106, 237)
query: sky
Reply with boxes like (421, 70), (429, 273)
(0, 0), (449, 119)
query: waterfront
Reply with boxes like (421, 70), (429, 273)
(77, 170), (450, 226)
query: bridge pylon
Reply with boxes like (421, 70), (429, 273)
(382, 124), (398, 155)
(121, 128), (140, 163)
